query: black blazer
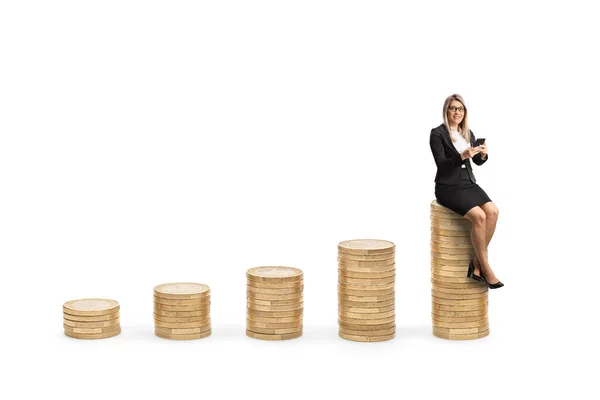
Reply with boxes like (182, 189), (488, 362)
(430, 124), (487, 184)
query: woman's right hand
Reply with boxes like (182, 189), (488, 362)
(461, 146), (482, 160)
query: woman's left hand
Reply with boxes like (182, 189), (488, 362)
(479, 142), (488, 158)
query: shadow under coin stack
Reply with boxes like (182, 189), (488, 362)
(153, 283), (212, 340)
(246, 266), (304, 341)
(430, 200), (489, 340)
(63, 298), (121, 339)
(338, 239), (396, 342)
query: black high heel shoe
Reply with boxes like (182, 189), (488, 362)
(467, 260), (484, 282)
(480, 273), (504, 289)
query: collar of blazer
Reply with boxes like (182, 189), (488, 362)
(436, 123), (471, 155)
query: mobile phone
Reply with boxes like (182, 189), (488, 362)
(474, 138), (486, 147)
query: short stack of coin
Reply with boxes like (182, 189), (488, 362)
(153, 282), (212, 340)
(430, 200), (489, 340)
(338, 239), (396, 342)
(246, 266), (304, 341)
(63, 298), (121, 339)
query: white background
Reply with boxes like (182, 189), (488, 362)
(1, 0), (598, 399)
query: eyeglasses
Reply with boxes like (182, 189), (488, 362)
(448, 106), (465, 113)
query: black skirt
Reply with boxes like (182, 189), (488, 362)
(435, 169), (492, 216)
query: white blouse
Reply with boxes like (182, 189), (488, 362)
(449, 128), (469, 168)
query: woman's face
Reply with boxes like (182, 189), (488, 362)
(447, 100), (465, 126)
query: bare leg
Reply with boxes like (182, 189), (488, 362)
(464, 207), (489, 279)
(477, 202), (500, 283)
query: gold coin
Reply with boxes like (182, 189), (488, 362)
(433, 329), (489, 340)
(155, 329), (212, 340)
(431, 284), (488, 294)
(246, 297), (303, 306)
(339, 275), (395, 285)
(431, 251), (472, 261)
(433, 325), (489, 335)
(154, 314), (210, 323)
(246, 325), (303, 335)
(430, 245), (475, 255)
(430, 234), (473, 244)
(246, 285), (303, 295)
(153, 309), (210, 318)
(153, 282), (210, 299)
(339, 310), (395, 320)
(246, 266), (303, 282)
(155, 322), (211, 331)
(432, 308), (487, 318)
(338, 299), (395, 308)
(63, 312), (119, 322)
(432, 303), (487, 312)
(245, 330), (302, 341)
(431, 256), (470, 266)
(246, 319), (302, 329)
(339, 326), (396, 336)
(153, 296), (210, 306)
(338, 332), (395, 342)
(431, 289), (488, 300)
(246, 292), (303, 301)
(155, 326), (212, 335)
(247, 315), (302, 324)
(338, 264), (396, 274)
(63, 324), (120, 334)
(432, 319), (489, 329)
(338, 239), (395, 255)
(63, 299), (119, 316)
(247, 280), (304, 289)
(339, 304), (395, 314)
(338, 315), (395, 325)
(246, 308), (303, 318)
(431, 227), (471, 237)
(430, 216), (471, 226)
(338, 269), (395, 279)
(430, 221), (471, 231)
(154, 302), (210, 312)
(338, 320), (395, 331)
(247, 303), (304, 312)
(430, 241), (473, 250)
(430, 272), (473, 283)
(64, 327), (121, 340)
(338, 286), (395, 297)
(337, 258), (396, 267)
(339, 293), (395, 302)
(430, 210), (463, 220)
(431, 314), (488, 323)
(63, 318), (121, 328)
(430, 279), (486, 290)
(339, 281), (395, 291)
(432, 296), (488, 306)
(337, 253), (395, 262)
(431, 264), (469, 272)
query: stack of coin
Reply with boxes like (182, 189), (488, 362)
(246, 266), (304, 341)
(430, 200), (489, 340)
(63, 298), (121, 339)
(338, 239), (396, 342)
(153, 282), (212, 340)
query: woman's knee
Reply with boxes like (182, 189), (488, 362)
(466, 207), (486, 225)
(483, 203), (499, 219)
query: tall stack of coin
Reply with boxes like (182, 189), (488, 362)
(338, 239), (396, 342)
(153, 282), (212, 340)
(63, 298), (121, 339)
(246, 266), (304, 340)
(430, 200), (489, 340)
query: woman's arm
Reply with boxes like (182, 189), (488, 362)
(430, 130), (463, 170)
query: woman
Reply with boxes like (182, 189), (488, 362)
(429, 94), (503, 289)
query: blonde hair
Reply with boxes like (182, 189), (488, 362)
(443, 94), (470, 143)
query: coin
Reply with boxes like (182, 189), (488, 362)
(433, 325), (489, 335)
(337, 258), (396, 267)
(64, 327), (121, 340)
(338, 269), (395, 279)
(155, 330), (212, 340)
(339, 310), (395, 320)
(431, 314), (488, 323)
(62, 312), (120, 322)
(246, 319), (302, 329)
(246, 292), (303, 301)
(63, 299), (119, 316)
(246, 308), (303, 318)
(247, 315), (302, 324)
(431, 279), (486, 289)
(247, 280), (304, 289)
(432, 284), (488, 294)
(431, 290), (488, 300)
(338, 315), (395, 325)
(338, 332), (395, 342)
(247, 303), (304, 312)
(432, 303), (486, 311)
(246, 267), (303, 282)
(154, 322), (211, 331)
(339, 304), (395, 313)
(430, 222), (471, 231)
(153, 296), (210, 306)
(339, 326), (396, 336)
(339, 275), (395, 285)
(339, 293), (395, 302)
(431, 251), (472, 261)
(433, 329), (489, 340)
(338, 239), (395, 255)
(432, 296), (488, 306)
(63, 324), (120, 334)
(153, 283), (210, 299)
(153, 309), (210, 318)
(245, 330), (302, 341)
(154, 302), (210, 312)
(339, 299), (395, 308)
(430, 240), (473, 249)
(246, 325), (303, 335)
(430, 245), (475, 255)
(432, 319), (489, 329)
(338, 253), (395, 262)
(246, 285), (303, 295)
(338, 286), (395, 297)
(338, 320), (396, 331)
(154, 314), (210, 323)
(63, 318), (121, 328)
